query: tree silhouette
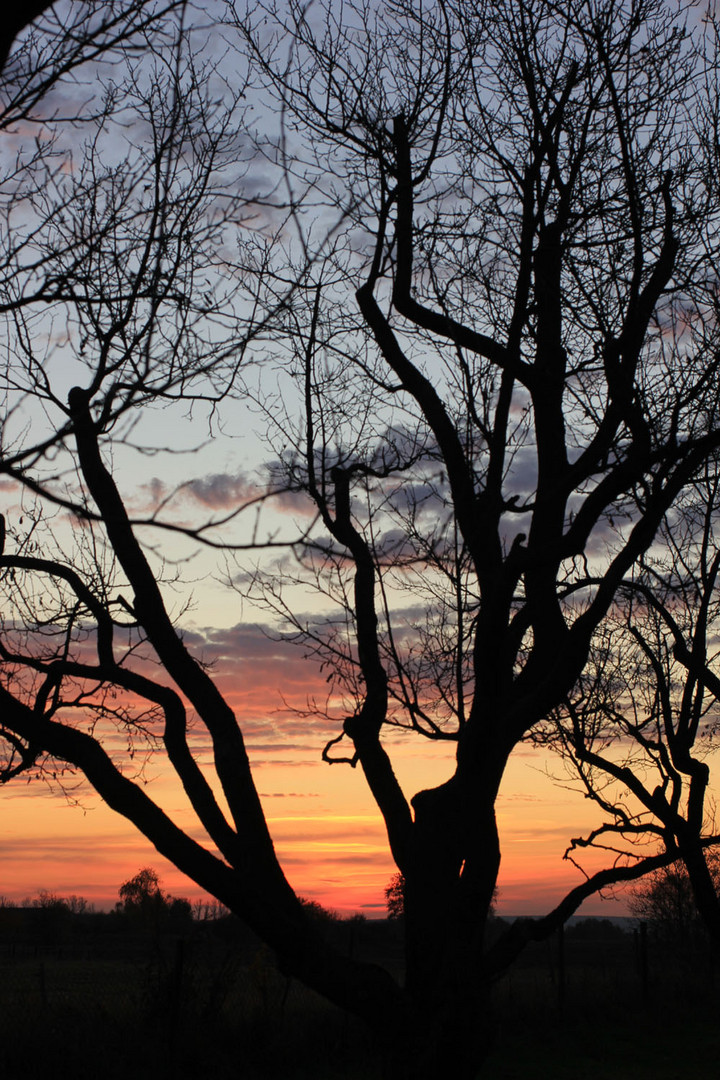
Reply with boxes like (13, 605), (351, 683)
(385, 874), (405, 921)
(118, 867), (165, 914)
(2, 2), (720, 1075)
(118, 866), (191, 924)
(543, 469), (720, 940)
(0, 4), (54, 71)
(629, 852), (720, 945)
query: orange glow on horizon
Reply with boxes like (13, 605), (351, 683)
(1, 703), (637, 920)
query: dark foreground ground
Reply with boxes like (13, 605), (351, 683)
(1, 912), (718, 1079)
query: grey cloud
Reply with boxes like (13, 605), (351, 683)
(185, 472), (260, 509)
(183, 622), (326, 674)
(502, 446), (537, 497)
(268, 488), (317, 517)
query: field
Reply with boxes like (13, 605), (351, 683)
(0, 914), (718, 1078)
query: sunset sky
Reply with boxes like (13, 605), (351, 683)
(3, 1), (716, 927)
(1, 609), (635, 919)
(0, 424), (640, 918)
(3, 729), (631, 918)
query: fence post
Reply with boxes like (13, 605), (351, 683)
(636, 921), (649, 1001)
(557, 922), (566, 1013)
(167, 938), (186, 1067)
(39, 960), (48, 1008)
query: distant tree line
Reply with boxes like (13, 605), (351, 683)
(386, 861), (720, 950)
(0, 867), (223, 927)
(0, 868), (366, 935)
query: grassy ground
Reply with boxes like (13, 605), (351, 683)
(0, 950), (378, 1080)
(488, 1016), (720, 1080)
(487, 953), (720, 1080)
(1, 930), (718, 1078)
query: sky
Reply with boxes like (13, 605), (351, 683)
(2, 719), (632, 919)
(0, 420), (642, 919)
(0, 608), (636, 919)
(2, 0), (715, 925)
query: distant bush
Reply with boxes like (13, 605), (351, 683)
(384, 874), (405, 921)
(116, 867), (192, 931)
(298, 897), (340, 924)
(629, 853), (720, 944)
(566, 918), (627, 941)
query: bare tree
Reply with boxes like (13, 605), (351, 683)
(543, 468), (720, 940)
(229, 0), (720, 1069)
(629, 852), (720, 945)
(0, 0), (402, 1059)
(0, 4), (55, 72)
(1, 3), (188, 121)
(3, 1), (720, 1076)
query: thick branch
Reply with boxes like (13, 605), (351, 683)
(328, 466), (414, 868)
(0, 2), (55, 72)
(67, 387), (291, 889)
(391, 115), (527, 383)
(0, 681), (402, 1021)
(485, 844), (719, 976)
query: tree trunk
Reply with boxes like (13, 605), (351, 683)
(684, 843), (720, 942)
(379, 978), (494, 1080)
(383, 781), (500, 1078)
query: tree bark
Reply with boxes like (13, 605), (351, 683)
(380, 971), (494, 1080)
(382, 781), (501, 1078)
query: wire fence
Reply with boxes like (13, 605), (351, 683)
(0, 919), (718, 1079)
(0, 926), (376, 1080)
